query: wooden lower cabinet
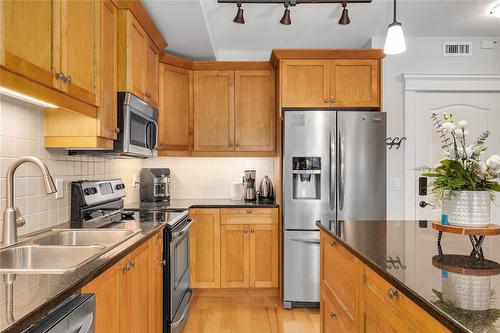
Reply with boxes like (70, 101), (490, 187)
(81, 232), (164, 333)
(320, 229), (450, 333)
(191, 208), (278, 289)
(189, 208), (221, 288)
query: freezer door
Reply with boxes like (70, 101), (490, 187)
(283, 110), (336, 230)
(337, 112), (386, 220)
(283, 230), (320, 304)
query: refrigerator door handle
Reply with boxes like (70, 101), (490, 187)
(339, 131), (345, 211)
(329, 130), (336, 211)
(290, 237), (321, 245)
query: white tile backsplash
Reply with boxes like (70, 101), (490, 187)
(0, 95), (142, 237)
(143, 156), (275, 199)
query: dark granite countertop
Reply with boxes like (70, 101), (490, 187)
(0, 213), (167, 333)
(125, 198), (279, 211)
(317, 220), (500, 333)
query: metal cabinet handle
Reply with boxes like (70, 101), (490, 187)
(330, 312), (337, 318)
(330, 239), (336, 246)
(244, 229), (249, 233)
(388, 288), (399, 299)
(55, 72), (65, 81)
(330, 97), (336, 103)
(66, 75), (72, 83)
(250, 229), (255, 233)
(235, 144), (240, 148)
(130, 260), (135, 268)
(324, 98), (329, 104)
(229, 144), (233, 148)
(122, 262), (131, 271)
(161, 260), (166, 266)
(113, 128), (120, 134)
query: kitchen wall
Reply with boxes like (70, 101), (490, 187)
(0, 95), (142, 238)
(143, 157), (275, 199)
(369, 36), (500, 219)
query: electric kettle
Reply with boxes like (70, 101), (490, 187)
(259, 176), (275, 201)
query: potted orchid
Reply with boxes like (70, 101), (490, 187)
(422, 113), (500, 227)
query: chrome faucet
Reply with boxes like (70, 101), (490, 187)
(2, 156), (56, 246)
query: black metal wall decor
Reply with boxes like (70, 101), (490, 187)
(386, 136), (406, 150)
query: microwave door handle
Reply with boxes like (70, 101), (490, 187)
(144, 121), (151, 150)
(150, 119), (158, 150)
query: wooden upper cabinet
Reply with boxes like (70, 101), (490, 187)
(118, 9), (160, 107)
(158, 64), (193, 152)
(146, 40), (160, 108)
(331, 60), (379, 107)
(221, 224), (250, 288)
(97, 0), (118, 140)
(189, 208), (221, 288)
(193, 71), (235, 152)
(0, 0), (57, 89)
(60, 0), (98, 106)
(234, 71), (275, 152)
(281, 59), (381, 108)
(281, 60), (330, 107)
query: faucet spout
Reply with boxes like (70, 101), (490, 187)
(2, 156), (56, 246)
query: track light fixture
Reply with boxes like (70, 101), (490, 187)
(221, 0), (372, 25)
(233, 1), (245, 24)
(280, 2), (291, 25)
(338, 0), (350, 25)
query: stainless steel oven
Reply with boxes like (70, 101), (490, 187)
(164, 213), (193, 333)
(117, 92), (158, 158)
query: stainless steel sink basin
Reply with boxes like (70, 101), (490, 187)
(0, 245), (105, 273)
(32, 229), (140, 247)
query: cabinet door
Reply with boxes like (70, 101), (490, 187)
(193, 71), (235, 152)
(220, 224), (249, 288)
(249, 224), (278, 288)
(281, 60), (330, 107)
(146, 40), (160, 108)
(130, 15), (147, 100)
(121, 241), (151, 333)
(158, 64), (193, 152)
(97, 0), (118, 140)
(0, 0), (58, 89)
(234, 71), (275, 152)
(60, 0), (98, 106)
(321, 292), (341, 333)
(330, 59), (380, 107)
(151, 232), (164, 333)
(361, 302), (398, 333)
(81, 261), (121, 333)
(189, 208), (221, 288)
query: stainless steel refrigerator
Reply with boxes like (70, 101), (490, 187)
(282, 110), (386, 309)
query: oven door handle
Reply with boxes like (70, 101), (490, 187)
(172, 219), (193, 239)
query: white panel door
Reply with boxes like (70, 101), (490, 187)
(409, 92), (500, 223)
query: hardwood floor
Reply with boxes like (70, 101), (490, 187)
(184, 289), (320, 333)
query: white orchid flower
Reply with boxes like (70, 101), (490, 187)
(458, 120), (468, 129)
(486, 155), (500, 170)
(441, 122), (456, 133)
(454, 128), (469, 138)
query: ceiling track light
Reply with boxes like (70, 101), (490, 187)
(338, 0), (350, 25)
(384, 0), (406, 55)
(280, 1), (291, 25)
(233, 1), (245, 24)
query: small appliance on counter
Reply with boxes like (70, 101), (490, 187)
(243, 170), (256, 201)
(259, 175), (275, 202)
(140, 168), (171, 202)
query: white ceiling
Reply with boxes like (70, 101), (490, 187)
(142, 0), (500, 60)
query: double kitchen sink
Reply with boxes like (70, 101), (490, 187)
(0, 229), (141, 274)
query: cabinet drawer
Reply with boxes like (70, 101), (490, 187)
(221, 208), (277, 225)
(363, 266), (449, 333)
(321, 233), (357, 320)
(321, 287), (355, 333)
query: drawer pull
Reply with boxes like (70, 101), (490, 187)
(330, 239), (336, 246)
(330, 312), (337, 318)
(387, 288), (399, 299)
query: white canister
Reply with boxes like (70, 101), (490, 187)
(442, 191), (490, 227)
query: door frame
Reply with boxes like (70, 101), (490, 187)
(403, 74), (500, 220)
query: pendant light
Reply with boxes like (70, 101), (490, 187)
(280, 2), (291, 25)
(338, 1), (350, 25)
(384, 0), (406, 55)
(233, 1), (245, 24)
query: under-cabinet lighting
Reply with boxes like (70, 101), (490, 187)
(0, 87), (58, 108)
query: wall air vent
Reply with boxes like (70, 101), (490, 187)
(443, 41), (472, 56)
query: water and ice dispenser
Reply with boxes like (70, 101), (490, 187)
(292, 157), (321, 200)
